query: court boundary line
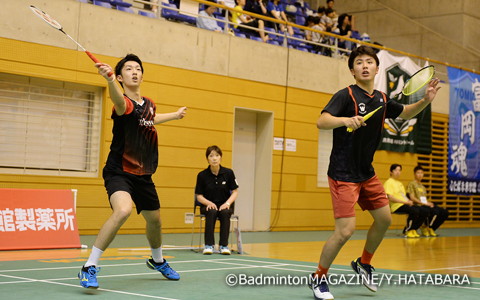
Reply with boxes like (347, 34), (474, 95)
(0, 273), (179, 300)
(1, 257), (478, 293)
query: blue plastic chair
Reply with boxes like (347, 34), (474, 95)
(117, 5), (134, 13)
(139, 10), (156, 18)
(250, 36), (263, 42)
(267, 40), (280, 46)
(235, 32), (246, 39)
(216, 16), (226, 30)
(161, 3), (180, 20)
(110, 0), (132, 7)
(93, 0), (111, 8)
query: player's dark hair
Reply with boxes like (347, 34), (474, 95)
(414, 165), (424, 173)
(206, 145), (223, 158)
(115, 54), (144, 87)
(348, 46), (380, 70)
(390, 164), (402, 172)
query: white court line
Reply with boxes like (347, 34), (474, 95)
(415, 264), (480, 272)
(0, 273), (179, 300)
(1, 257), (478, 293)
(0, 258), (233, 273)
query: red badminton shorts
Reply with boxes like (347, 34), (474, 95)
(328, 175), (389, 218)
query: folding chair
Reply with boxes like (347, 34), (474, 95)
(190, 194), (242, 253)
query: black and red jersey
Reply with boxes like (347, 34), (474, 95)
(104, 95), (158, 175)
(322, 84), (404, 182)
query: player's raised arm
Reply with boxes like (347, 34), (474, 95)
(95, 63), (126, 115)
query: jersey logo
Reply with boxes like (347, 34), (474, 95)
(358, 103), (366, 115)
(139, 118), (154, 127)
(384, 118), (417, 136)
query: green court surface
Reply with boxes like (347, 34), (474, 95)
(0, 247), (478, 300)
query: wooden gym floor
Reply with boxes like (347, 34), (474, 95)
(0, 228), (478, 299)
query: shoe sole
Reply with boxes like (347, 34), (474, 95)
(350, 261), (377, 293)
(146, 261), (180, 281)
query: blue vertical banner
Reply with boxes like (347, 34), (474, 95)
(447, 67), (480, 195)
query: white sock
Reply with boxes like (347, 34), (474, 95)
(84, 246), (104, 267)
(151, 247), (163, 263)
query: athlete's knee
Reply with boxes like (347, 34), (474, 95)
(335, 227), (354, 244)
(112, 207), (132, 222)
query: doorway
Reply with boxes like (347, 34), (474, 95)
(232, 108), (273, 231)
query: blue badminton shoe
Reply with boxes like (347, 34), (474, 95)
(78, 265), (100, 289)
(146, 257), (180, 280)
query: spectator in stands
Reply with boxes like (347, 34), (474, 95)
(321, 7), (336, 32)
(219, 0), (236, 9)
(218, 0), (237, 16)
(144, 0), (159, 13)
(244, 0), (268, 19)
(384, 164), (429, 238)
(267, 0), (294, 36)
(195, 145), (239, 255)
(317, 6), (326, 18)
(197, 1), (223, 32)
(336, 13), (355, 51)
(406, 165), (449, 237)
(230, 0), (269, 42)
(325, 0), (338, 25)
(305, 16), (326, 53)
(294, 0), (312, 16)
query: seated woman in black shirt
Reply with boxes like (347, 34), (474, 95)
(195, 145), (239, 255)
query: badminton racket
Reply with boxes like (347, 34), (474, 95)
(30, 5), (113, 77)
(346, 65), (435, 132)
(346, 106), (382, 132)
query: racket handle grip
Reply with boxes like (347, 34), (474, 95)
(85, 51), (113, 77)
(346, 127), (354, 132)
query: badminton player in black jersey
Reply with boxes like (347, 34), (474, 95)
(308, 46), (440, 300)
(78, 54), (187, 289)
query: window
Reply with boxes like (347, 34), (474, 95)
(0, 73), (102, 177)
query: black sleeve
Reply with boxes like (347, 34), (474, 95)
(227, 169), (239, 190)
(385, 96), (404, 119)
(194, 172), (205, 195)
(321, 88), (352, 117)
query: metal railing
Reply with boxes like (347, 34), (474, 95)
(126, 0), (478, 75)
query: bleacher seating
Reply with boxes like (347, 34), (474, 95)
(93, 0), (112, 8)
(110, 0), (132, 7)
(117, 5), (135, 13)
(216, 16), (226, 30)
(161, 3), (180, 20)
(139, 10), (156, 18)
(161, 2), (196, 25)
(80, 0), (354, 57)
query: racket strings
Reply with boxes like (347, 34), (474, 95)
(402, 66), (435, 96)
(30, 6), (62, 30)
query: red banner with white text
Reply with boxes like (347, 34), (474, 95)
(0, 189), (81, 250)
